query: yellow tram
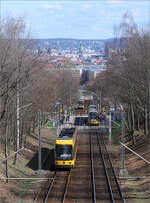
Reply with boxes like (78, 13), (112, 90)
(88, 105), (99, 126)
(77, 100), (84, 109)
(55, 128), (78, 168)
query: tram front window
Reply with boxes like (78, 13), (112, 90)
(56, 145), (72, 160)
(79, 101), (83, 106)
(90, 112), (98, 120)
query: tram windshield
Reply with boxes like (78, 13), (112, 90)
(89, 105), (96, 110)
(79, 100), (84, 106)
(89, 112), (98, 119)
(56, 145), (72, 160)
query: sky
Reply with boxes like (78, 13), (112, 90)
(1, 0), (149, 39)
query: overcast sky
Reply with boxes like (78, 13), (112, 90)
(1, 0), (149, 39)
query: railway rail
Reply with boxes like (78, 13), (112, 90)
(89, 131), (124, 202)
(42, 169), (71, 203)
(37, 116), (124, 202)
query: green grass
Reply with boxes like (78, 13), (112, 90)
(128, 180), (149, 203)
(47, 121), (54, 127)
(20, 177), (35, 195)
(47, 120), (59, 128)
(12, 175), (37, 203)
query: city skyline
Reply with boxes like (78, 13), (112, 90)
(1, 0), (149, 39)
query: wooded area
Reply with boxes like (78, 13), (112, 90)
(88, 12), (150, 144)
(0, 17), (80, 182)
(1, 13), (149, 182)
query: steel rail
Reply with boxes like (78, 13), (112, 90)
(43, 171), (56, 203)
(62, 169), (71, 203)
(89, 133), (96, 203)
(97, 133), (115, 203)
(101, 135), (124, 202)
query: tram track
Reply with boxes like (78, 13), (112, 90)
(64, 132), (93, 203)
(43, 169), (71, 203)
(97, 132), (124, 202)
(89, 131), (124, 202)
(43, 171), (56, 203)
(90, 132), (112, 202)
(37, 123), (124, 202)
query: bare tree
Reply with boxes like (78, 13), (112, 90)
(0, 17), (40, 172)
(86, 12), (150, 144)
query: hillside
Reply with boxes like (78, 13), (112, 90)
(34, 38), (107, 51)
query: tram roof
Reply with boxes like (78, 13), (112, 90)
(89, 110), (98, 114)
(57, 128), (76, 140)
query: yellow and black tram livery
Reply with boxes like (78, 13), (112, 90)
(78, 100), (84, 109)
(88, 109), (99, 126)
(55, 128), (78, 168)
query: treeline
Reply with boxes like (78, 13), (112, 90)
(0, 17), (79, 181)
(0, 17), (40, 168)
(87, 12), (150, 144)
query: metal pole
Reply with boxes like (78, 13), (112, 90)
(16, 82), (20, 153)
(121, 111), (125, 170)
(38, 111), (41, 171)
(56, 109), (59, 137)
(70, 88), (72, 115)
(54, 86), (59, 137)
(100, 91), (101, 112)
(54, 87), (56, 127)
(109, 113), (112, 141)
(119, 111), (127, 177)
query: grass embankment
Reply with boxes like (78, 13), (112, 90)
(0, 123), (57, 203)
(47, 121), (53, 127)
(109, 120), (150, 202)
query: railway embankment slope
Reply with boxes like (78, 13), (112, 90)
(107, 131), (150, 202)
(0, 126), (56, 203)
(0, 122), (149, 203)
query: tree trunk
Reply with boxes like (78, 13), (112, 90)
(145, 109), (148, 135)
(137, 114), (140, 131)
(135, 110), (139, 131)
(15, 81), (20, 164)
(13, 117), (17, 165)
(131, 100), (135, 145)
(20, 121), (24, 148)
(5, 125), (9, 183)
(127, 111), (131, 132)
(32, 120), (36, 133)
(147, 100), (150, 137)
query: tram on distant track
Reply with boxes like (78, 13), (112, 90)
(88, 105), (99, 126)
(55, 128), (78, 168)
(89, 104), (97, 111)
(77, 99), (84, 109)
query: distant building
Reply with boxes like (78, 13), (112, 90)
(71, 68), (82, 81)
(47, 47), (51, 54)
(88, 70), (95, 81)
(79, 44), (84, 58)
(50, 49), (58, 56)
(44, 63), (54, 69)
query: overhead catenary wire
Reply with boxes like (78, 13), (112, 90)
(0, 177), (54, 180)
(0, 147), (24, 164)
(120, 142), (150, 165)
